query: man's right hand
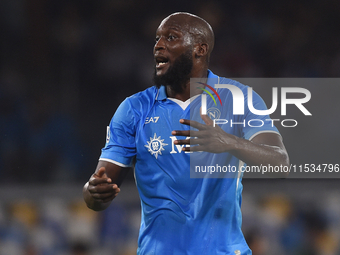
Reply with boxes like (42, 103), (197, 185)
(88, 167), (120, 203)
(83, 161), (129, 211)
(83, 166), (121, 211)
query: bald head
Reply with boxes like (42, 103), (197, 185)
(153, 12), (214, 89)
(160, 12), (215, 60)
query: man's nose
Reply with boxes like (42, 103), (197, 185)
(154, 37), (166, 52)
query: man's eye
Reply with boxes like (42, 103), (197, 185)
(168, 35), (176, 41)
(155, 37), (160, 42)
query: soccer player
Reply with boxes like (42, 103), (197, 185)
(83, 12), (289, 255)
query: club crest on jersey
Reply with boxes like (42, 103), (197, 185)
(207, 107), (221, 120)
(145, 133), (168, 159)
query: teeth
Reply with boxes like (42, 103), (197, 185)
(158, 62), (167, 66)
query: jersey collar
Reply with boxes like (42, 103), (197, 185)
(156, 85), (167, 101)
(207, 69), (218, 80)
(155, 69), (219, 101)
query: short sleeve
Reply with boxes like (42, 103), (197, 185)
(241, 89), (280, 140)
(99, 98), (137, 167)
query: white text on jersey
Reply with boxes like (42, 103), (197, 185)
(169, 136), (192, 154)
(145, 116), (160, 124)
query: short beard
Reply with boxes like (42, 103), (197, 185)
(153, 49), (193, 94)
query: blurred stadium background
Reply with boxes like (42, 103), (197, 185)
(1, 0), (340, 254)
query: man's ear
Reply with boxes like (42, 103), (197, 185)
(194, 43), (209, 58)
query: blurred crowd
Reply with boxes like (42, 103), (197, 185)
(0, 182), (340, 255)
(1, 0), (340, 254)
(0, 192), (141, 255)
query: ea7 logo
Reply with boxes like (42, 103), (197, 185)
(169, 136), (192, 154)
(145, 116), (159, 124)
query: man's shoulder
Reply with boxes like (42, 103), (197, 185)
(125, 86), (158, 106)
(113, 86), (158, 122)
(208, 70), (248, 91)
(219, 77), (249, 91)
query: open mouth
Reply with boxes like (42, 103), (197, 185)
(155, 56), (169, 69)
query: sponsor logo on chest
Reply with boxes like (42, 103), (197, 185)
(145, 133), (191, 159)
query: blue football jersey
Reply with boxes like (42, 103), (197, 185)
(100, 70), (279, 255)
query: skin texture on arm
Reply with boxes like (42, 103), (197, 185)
(83, 160), (130, 211)
(173, 113), (290, 178)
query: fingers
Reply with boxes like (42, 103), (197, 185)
(171, 130), (190, 136)
(200, 112), (214, 126)
(172, 129), (209, 138)
(172, 120), (207, 137)
(88, 183), (119, 193)
(89, 185), (120, 196)
(89, 175), (111, 186)
(174, 114), (213, 135)
(178, 111), (213, 127)
(88, 166), (120, 202)
(90, 190), (118, 203)
(91, 167), (112, 185)
(182, 145), (205, 152)
(179, 119), (208, 130)
(95, 167), (107, 178)
(171, 116), (222, 153)
(199, 107), (214, 126)
(88, 182), (121, 202)
(174, 138), (205, 146)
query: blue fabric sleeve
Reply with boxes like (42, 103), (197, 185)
(100, 98), (137, 166)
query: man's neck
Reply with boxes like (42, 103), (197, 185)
(166, 68), (208, 102)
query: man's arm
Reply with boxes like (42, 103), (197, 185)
(83, 160), (130, 211)
(173, 114), (289, 177)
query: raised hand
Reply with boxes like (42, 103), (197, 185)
(171, 112), (239, 153)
